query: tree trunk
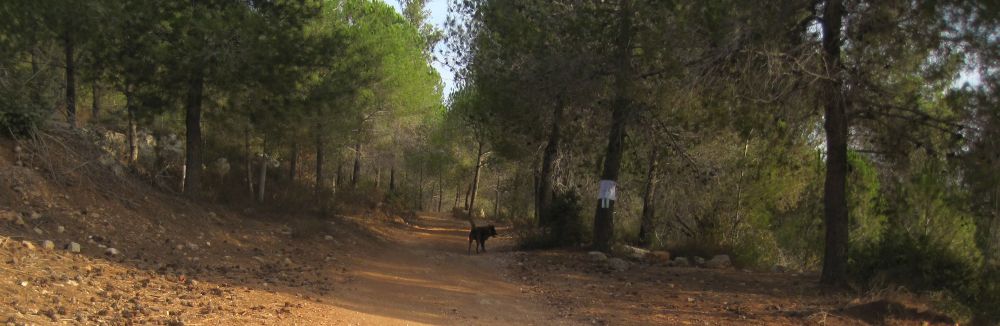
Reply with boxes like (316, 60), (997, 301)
(352, 141), (361, 188)
(91, 82), (101, 121)
(258, 137), (268, 203)
(64, 33), (77, 127)
(336, 161), (343, 191)
(315, 123), (325, 197)
(390, 167), (397, 193)
(454, 183), (461, 209)
(418, 166), (424, 210)
(126, 99), (139, 164)
(289, 141), (298, 181)
(183, 69), (205, 196)
(494, 177), (500, 218)
(30, 49), (41, 105)
(638, 147), (659, 247)
(538, 103), (564, 227)
(464, 182), (472, 210)
(245, 127), (254, 195)
(469, 141), (485, 214)
(437, 171), (443, 212)
(592, 0), (633, 252)
(820, 0), (848, 286)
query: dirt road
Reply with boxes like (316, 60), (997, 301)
(307, 213), (564, 325)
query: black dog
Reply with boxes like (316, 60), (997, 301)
(468, 221), (497, 254)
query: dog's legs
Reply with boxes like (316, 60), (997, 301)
(468, 238), (473, 255)
(481, 241), (486, 253)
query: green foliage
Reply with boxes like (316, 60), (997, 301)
(516, 190), (587, 250)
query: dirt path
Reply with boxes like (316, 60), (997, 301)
(295, 213), (566, 325)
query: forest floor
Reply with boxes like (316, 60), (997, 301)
(0, 133), (958, 325)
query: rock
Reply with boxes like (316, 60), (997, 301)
(283, 258), (293, 265)
(687, 297), (696, 303)
(771, 265), (788, 273)
(186, 242), (199, 250)
(33, 227), (43, 235)
(67, 242), (81, 253)
(614, 244), (651, 260)
(705, 255), (732, 269)
(175, 244), (184, 251)
(693, 256), (706, 266)
(30, 212), (41, 220)
(19, 281), (28, 287)
(324, 235), (334, 241)
(607, 258), (630, 272)
(673, 257), (690, 267)
(0, 210), (17, 222)
(105, 248), (120, 256)
(650, 251), (671, 263)
(21, 241), (36, 250)
(57, 226), (65, 233)
(14, 216), (26, 226)
(588, 251), (608, 262)
(41, 240), (55, 250)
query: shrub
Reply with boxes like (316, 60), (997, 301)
(516, 189), (587, 249)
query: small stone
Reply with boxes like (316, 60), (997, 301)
(30, 212), (41, 220)
(57, 226), (65, 233)
(693, 256), (706, 266)
(687, 297), (696, 303)
(607, 258), (630, 272)
(588, 251), (608, 262)
(66, 280), (79, 286)
(705, 255), (732, 269)
(67, 242), (81, 253)
(33, 227), (43, 235)
(176, 244), (184, 251)
(105, 248), (120, 256)
(41, 240), (55, 250)
(186, 242), (199, 250)
(673, 257), (691, 267)
(324, 235), (334, 241)
(284, 258), (293, 265)
(650, 251), (671, 263)
(21, 241), (36, 250)
(14, 216), (26, 226)
(19, 281), (28, 287)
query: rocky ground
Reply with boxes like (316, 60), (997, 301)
(0, 135), (958, 325)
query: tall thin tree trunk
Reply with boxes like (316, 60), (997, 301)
(418, 166), (424, 210)
(315, 122), (325, 197)
(91, 82), (101, 121)
(352, 141), (361, 188)
(336, 161), (343, 191)
(30, 49), (41, 105)
(469, 141), (485, 214)
(258, 137), (268, 203)
(592, 0), (633, 252)
(538, 103), (565, 227)
(126, 99), (139, 164)
(454, 183), (461, 209)
(245, 127), (254, 195)
(289, 141), (298, 181)
(464, 182), (472, 210)
(638, 147), (659, 247)
(820, 0), (848, 286)
(183, 69), (205, 196)
(437, 170), (443, 212)
(390, 167), (396, 192)
(375, 167), (382, 189)
(64, 33), (76, 127)
(494, 177), (500, 218)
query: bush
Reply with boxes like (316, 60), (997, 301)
(516, 189), (587, 249)
(0, 90), (47, 137)
(850, 231), (999, 324)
